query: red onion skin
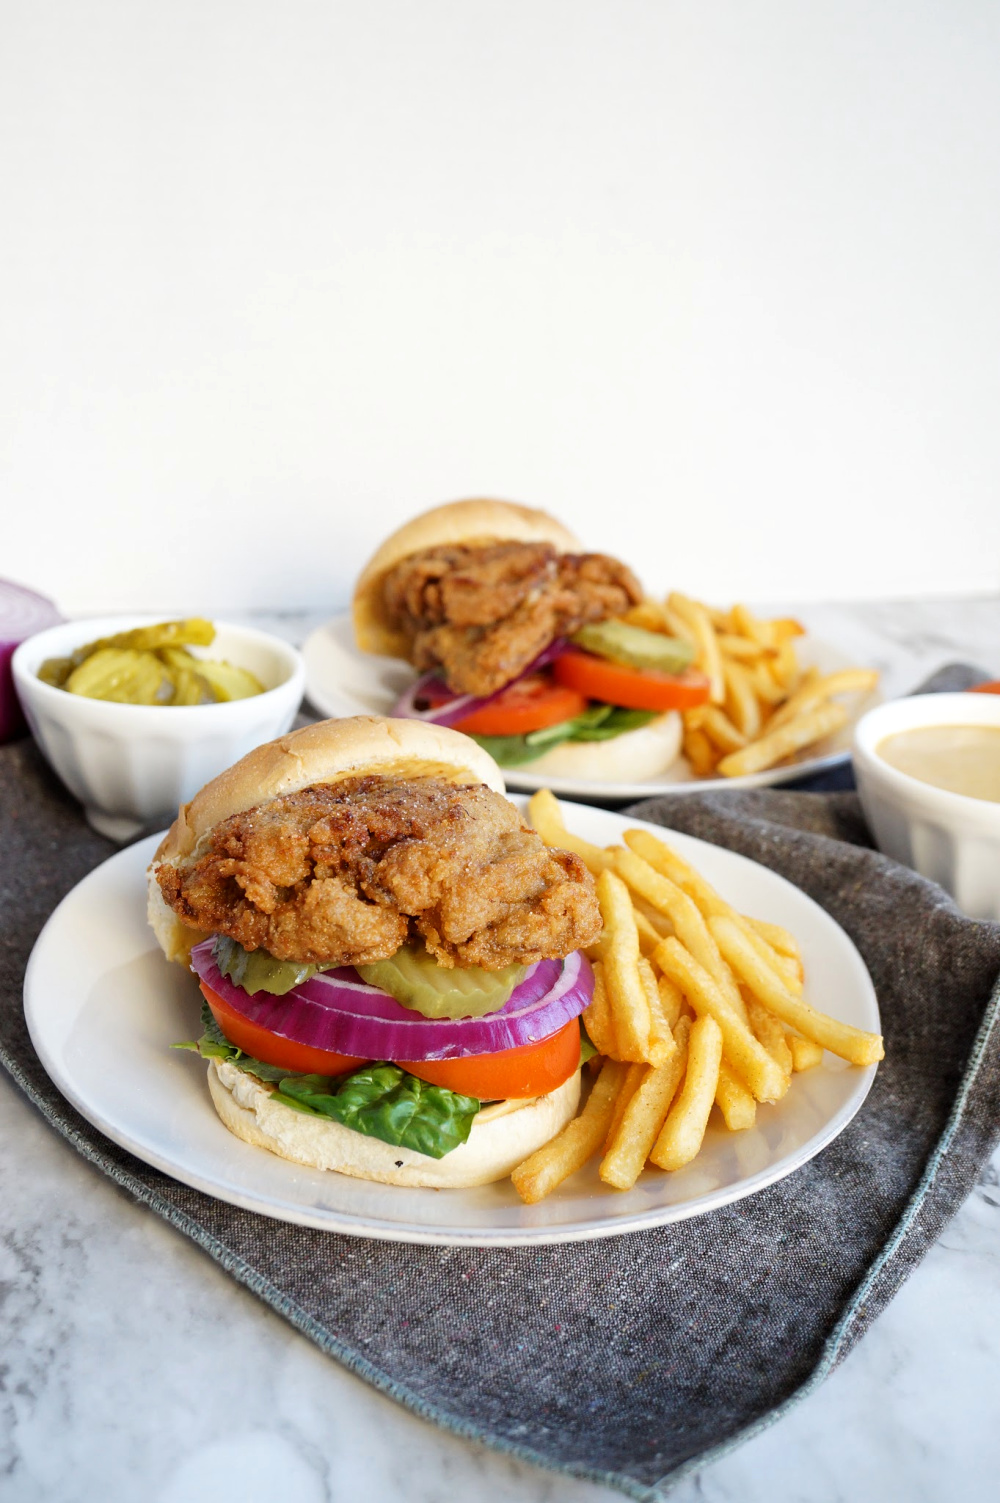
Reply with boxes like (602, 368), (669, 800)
(390, 640), (568, 727)
(190, 941), (593, 1062)
(1, 581), (61, 742)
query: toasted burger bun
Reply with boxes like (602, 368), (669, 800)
(353, 498), (581, 658)
(208, 1057), (582, 1187)
(522, 710), (683, 782)
(147, 714), (506, 964)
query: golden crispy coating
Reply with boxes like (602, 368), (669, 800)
(156, 776), (602, 969)
(381, 540), (642, 696)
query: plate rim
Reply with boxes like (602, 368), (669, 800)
(301, 613), (878, 799)
(23, 809), (880, 1246)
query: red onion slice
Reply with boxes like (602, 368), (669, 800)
(391, 639), (568, 727)
(191, 940), (593, 1061)
(1, 580), (61, 742)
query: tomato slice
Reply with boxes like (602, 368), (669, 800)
(452, 675), (587, 736)
(201, 984), (581, 1101)
(553, 648), (712, 712)
(201, 983), (366, 1077)
(399, 1018), (581, 1100)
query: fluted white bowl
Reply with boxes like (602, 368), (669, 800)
(853, 692), (1000, 921)
(13, 617), (305, 842)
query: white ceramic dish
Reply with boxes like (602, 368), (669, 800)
(302, 612), (881, 800)
(853, 692), (1000, 921)
(24, 802), (880, 1246)
(13, 616), (305, 841)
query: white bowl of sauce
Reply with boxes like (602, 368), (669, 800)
(853, 693), (1000, 921)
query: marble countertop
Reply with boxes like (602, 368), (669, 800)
(4, 595), (1000, 1503)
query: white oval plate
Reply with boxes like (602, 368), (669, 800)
(24, 802), (879, 1246)
(302, 613), (882, 800)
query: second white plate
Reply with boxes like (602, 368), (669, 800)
(302, 613), (881, 800)
(24, 802), (880, 1245)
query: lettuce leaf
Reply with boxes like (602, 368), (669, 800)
(470, 705), (658, 768)
(174, 1005), (480, 1158)
(274, 1066), (480, 1160)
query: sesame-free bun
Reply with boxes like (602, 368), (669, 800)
(207, 1056), (582, 1188)
(353, 499), (581, 657)
(147, 715), (505, 963)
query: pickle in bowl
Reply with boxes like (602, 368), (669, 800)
(38, 618), (265, 706)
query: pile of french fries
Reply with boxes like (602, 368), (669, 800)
(510, 791), (884, 1206)
(622, 593), (879, 779)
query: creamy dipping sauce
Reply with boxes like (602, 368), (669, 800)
(877, 725), (1000, 803)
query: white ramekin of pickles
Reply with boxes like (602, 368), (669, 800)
(13, 617), (305, 841)
(853, 687), (1000, 921)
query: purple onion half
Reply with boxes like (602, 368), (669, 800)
(1, 580), (61, 742)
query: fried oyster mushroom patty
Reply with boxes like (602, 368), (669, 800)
(156, 775), (602, 970)
(381, 539), (642, 697)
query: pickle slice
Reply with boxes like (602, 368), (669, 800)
(81, 618), (216, 657)
(357, 945), (527, 1019)
(38, 655), (74, 688)
(65, 648), (173, 704)
(571, 619), (695, 673)
(213, 936), (331, 995)
(194, 658), (265, 701)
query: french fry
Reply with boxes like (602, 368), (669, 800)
(634, 907), (666, 957)
(715, 1060), (756, 1131)
(699, 705), (748, 755)
(650, 1014), (723, 1170)
(661, 604), (698, 646)
(582, 959), (618, 1059)
(653, 938), (788, 1101)
(640, 956), (677, 1065)
(717, 633), (771, 662)
(622, 600), (672, 633)
(656, 972), (683, 1029)
(770, 639), (799, 692)
(788, 1033), (825, 1071)
(622, 828), (798, 996)
(512, 1059), (629, 1204)
(709, 916), (884, 1066)
(748, 659), (787, 706)
(668, 592), (725, 704)
(717, 702), (849, 778)
(596, 870), (652, 1062)
(772, 617), (805, 639)
(765, 668), (880, 734)
(745, 994), (793, 1080)
(527, 789), (610, 876)
(601, 1017), (692, 1188)
(611, 847), (746, 1018)
(684, 727), (719, 778)
(722, 659), (762, 740)
(731, 603), (774, 647)
(728, 913), (803, 994)
(746, 915), (802, 962)
(604, 1061), (647, 1152)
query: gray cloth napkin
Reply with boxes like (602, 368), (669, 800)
(3, 737), (1000, 1500)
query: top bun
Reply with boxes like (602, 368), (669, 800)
(148, 715), (505, 962)
(352, 498), (581, 657)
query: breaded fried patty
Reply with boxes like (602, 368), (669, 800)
(382, 540), (642, 696)
(156, 775), (602, 969)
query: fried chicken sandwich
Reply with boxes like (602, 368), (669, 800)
(354, 499), (711, 781)
(149, 716), (601, 1187)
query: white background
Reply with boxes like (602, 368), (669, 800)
(2, 0), (999, 617)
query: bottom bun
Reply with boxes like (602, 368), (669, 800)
(523, 710), (683, 781)
(207, 1058), (582, 1188)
